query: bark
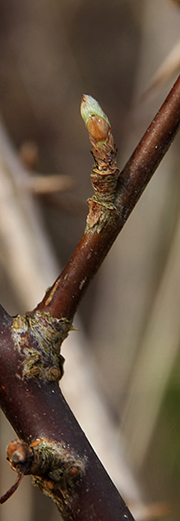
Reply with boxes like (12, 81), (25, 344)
(0, 75), (180, 520)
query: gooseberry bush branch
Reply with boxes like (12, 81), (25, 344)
(0, 75), (180, 521)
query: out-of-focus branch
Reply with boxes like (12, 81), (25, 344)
(0, 119), (60, 310)
(142, 39), (180, 100)
(26, 173), (74, 194)
(122, 192), (180, 468)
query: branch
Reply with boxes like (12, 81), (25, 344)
(36, 76), (180, 321)
(0, 119), (140, 511)
(0, 75), (180, 520)
(0, 304), (135, 521)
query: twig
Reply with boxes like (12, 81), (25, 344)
(36, 76), (180, 321)
(0, 472), (24, 504)
(0, 119), (140, 511)
(0, 76), (180, 519)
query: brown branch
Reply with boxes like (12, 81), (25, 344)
(0, 305), (134, 520)
(36, 75), (180, 321)
(0, 76), (180, 520)
(0, 471), (24, 504)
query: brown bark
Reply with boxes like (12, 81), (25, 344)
(0, 305), (134, 520)
(0, 75), (180, 519)
(37, 75), (180, 322)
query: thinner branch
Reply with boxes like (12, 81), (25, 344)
(1, 76), (180, 521)
(36, 75), (180, 322)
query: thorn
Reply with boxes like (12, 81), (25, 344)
(0, 472), (24, 504)
(70, 324), (79, 331)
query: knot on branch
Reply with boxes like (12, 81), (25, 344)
(86, 132), (119, 230)
(89, 130), (120, 205)
(11, 311), (71, 382)
(7, 438), (87, 480)
(5, 438), (87, 513)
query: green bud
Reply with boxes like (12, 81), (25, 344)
(80, 95), (110, 128)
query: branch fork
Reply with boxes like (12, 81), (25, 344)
(1, 79), (180, 519)
(11, 311), (70, 381)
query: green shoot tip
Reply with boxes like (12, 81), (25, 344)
(80, 95), (111, 144)
(80, 95), (110, 126)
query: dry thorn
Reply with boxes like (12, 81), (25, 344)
(0, 472), (24, 505)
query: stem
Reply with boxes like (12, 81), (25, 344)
(0, 76), (180, 520)
(37, 75), (180, 321)
(0, 304), (134, 520)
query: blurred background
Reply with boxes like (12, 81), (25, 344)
(0, 0), (180, 519)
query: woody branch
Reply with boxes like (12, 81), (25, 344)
(0, 75), (180, 520)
